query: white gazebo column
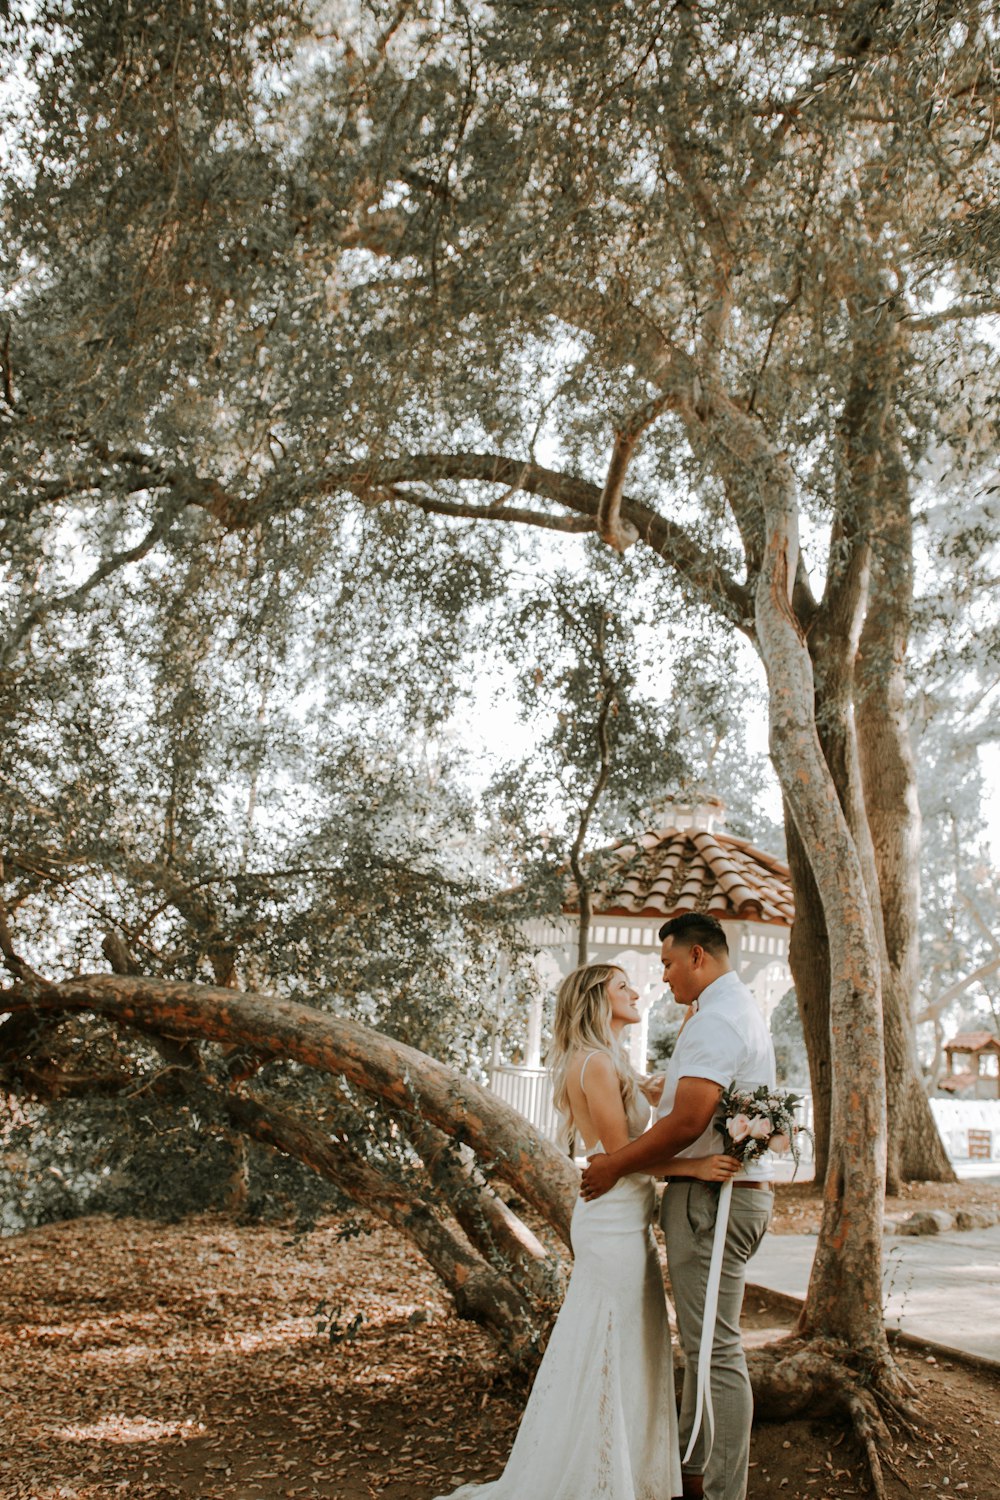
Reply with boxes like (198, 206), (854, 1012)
(525, 990), (543, 1068)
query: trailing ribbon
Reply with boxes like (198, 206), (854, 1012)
(682, 1176), (734, 1467)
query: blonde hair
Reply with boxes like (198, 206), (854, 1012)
(548, 963), (639, 1154)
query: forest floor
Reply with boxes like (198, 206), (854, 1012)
(3, 1181), (999, 1500)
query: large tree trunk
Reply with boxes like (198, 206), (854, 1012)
(855, 440), (954, 1183)
(784, 812), (831, 1182)
(750, 445), (892, 1372)
(0, 973), (579, 1243)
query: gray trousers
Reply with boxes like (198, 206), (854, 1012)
(661, 1181), (773, 1500)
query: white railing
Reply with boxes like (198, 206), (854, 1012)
(929, 1097), (1000, 1159)
(483, 1080), (1000, 1165)
(489, 1065), (561, 1142)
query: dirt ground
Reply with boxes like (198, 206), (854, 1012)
(2, 1187), (998, 1500)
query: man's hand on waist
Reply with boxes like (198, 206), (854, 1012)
(580, 1151), (621, 1201)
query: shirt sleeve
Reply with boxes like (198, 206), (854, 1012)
(672, 1015), (746, 1090)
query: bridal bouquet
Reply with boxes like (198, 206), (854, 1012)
(717, 1082), (807, 1169)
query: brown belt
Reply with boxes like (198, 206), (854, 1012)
(732, 1180), (772, 1190)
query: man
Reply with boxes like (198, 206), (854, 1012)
(580, 912), (777, 1500)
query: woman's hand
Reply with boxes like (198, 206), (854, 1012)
(639, 1073), (665, 1107)
(691, 1153), (741, 1183)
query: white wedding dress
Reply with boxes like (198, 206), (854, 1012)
(436, 1072), (682, 1500)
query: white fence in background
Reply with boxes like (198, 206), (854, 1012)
(484, 1075), (1000, 1165)
(489, 1065), (561, 1143)
(929, 1098), (1000, 1159)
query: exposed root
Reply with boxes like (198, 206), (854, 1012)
(843, 1389), (889, 1500)
(749, 1334), (924, 1498)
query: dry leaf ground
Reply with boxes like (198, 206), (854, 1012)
(2, 1193), (998, 1500)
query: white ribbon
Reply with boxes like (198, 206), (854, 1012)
(682, 1176), (734, 1467)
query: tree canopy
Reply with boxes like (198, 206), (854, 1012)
(3, 4), (1000, 1482)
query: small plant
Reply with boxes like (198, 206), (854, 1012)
(313, 1299), (365, 1345)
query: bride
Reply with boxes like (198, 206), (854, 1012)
(436, 962), (739, 1500)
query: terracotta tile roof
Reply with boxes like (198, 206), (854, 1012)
(563, 824), (795, 927)
(937, 1070), (980, 1094)
(945, 1031), (1000, 1053)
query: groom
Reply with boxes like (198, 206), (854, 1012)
(580, 912), (777, 1500)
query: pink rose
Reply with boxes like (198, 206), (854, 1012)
(769, 1132), (791, 1154)
(748, 1116), (773, 1140)
(727, 1113), (752, 1143)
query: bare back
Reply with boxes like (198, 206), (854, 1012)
(565, 1048), (635, 1155)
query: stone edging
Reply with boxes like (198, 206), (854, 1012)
(885, 1205), (1000, 1236)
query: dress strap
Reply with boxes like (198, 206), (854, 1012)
(578, 1051), (602, 1091)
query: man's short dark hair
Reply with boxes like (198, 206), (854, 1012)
(657, 912), (729, 956)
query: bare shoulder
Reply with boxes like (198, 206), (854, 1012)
(572, 1049), (616, 1091)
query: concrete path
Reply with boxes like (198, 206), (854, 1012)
(747, 1225), (1000, 1364)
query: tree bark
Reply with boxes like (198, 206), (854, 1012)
(855, 439), (955, 1183)
(406, 1116), (563, 1304)
(747, 434), (892, 1371)
(0, 973), (580, 1244)
(784, 812), (831, 1182)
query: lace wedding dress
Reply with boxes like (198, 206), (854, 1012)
(435, 1068), (682, 1500)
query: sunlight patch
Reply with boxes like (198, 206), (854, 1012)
(53, 1414), (200, 1445)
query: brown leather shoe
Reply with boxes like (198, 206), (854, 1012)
(681, 1475), (704, 1500)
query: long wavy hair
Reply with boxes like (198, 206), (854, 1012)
(548, 962), (639, 1154)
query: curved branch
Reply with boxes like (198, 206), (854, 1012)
(393, 489), (594, 535)
(597, 434), (642, 553)
(327, 450), (752, 622)
(225, 1090), (542, 1353)
(916, 955), (1000, 1024)
(903, 300), (1000, 331)
(1, 973), (580, 1244)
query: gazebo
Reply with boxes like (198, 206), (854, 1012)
(939, 1031), (1000, 1100)
(489, 798), (795, 1139)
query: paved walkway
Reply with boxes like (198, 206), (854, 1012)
(747, 1225), (1000, 1364)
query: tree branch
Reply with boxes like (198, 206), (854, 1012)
(392, 489), (594, 535)
(0, 856), (44, 987)
(915, 955), (1000, 1025)
(0, 972), (580, 1242)
(0, 502), (183, 670)
(326, 451), (753, 623)
(596, 394), (672, 553)
(902, 300), (1000, 331)
(224, 1089), (541, 1354)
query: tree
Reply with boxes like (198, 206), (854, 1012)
(485, 554), (762, 962)
(4, 2), (1000, 1474)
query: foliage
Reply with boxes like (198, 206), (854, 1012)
(769, 987), (809, 1089)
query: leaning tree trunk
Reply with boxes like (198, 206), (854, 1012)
(1, 973), (579, 1242)
(406, 1115), (564, 1304)
(224, 1090), (544, 1358)
(855, 437), (954, 1183)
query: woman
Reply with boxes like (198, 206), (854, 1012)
(436, 963), (738, 1500)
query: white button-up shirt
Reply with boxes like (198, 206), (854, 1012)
(656, 969), (778, 1180)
